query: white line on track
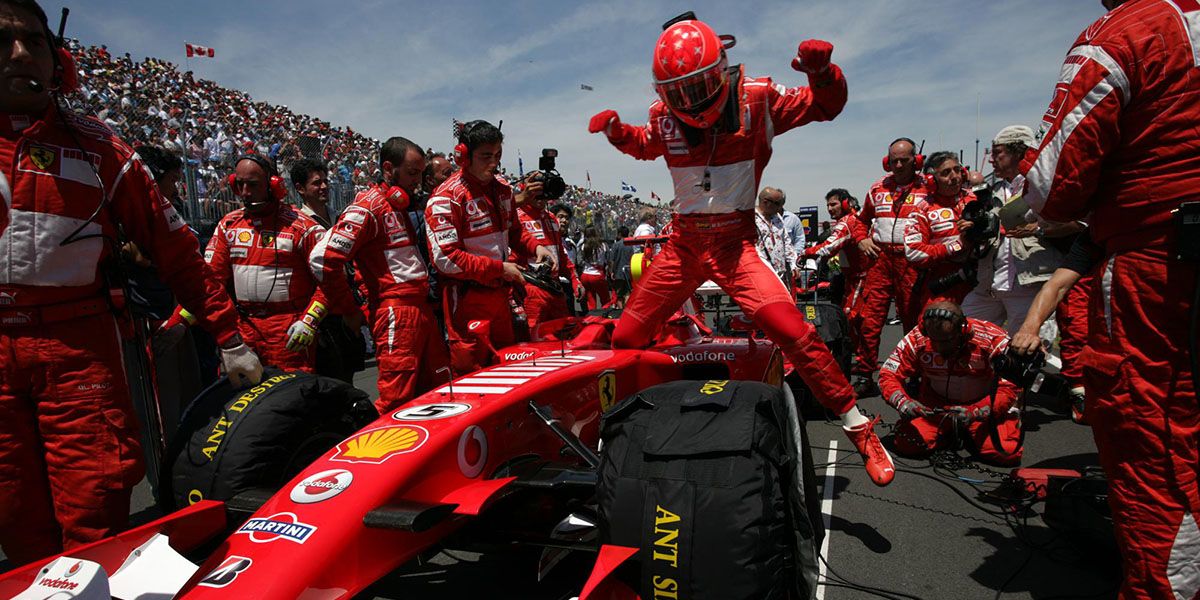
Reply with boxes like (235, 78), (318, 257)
(817, 440), (838, 600)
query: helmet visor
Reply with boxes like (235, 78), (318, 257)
(655, 60), (728, 117)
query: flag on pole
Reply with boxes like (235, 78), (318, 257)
(586, 170), (591, 189)
(518, 150), (524, 178)
(621, 181), (637, 193)
(651, 191), (661, 202)
(185, 43), (215, 58)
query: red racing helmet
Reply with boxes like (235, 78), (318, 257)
(652, 19), (731, 129)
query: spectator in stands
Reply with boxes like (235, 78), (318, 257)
(879, 302), (1023, 465)
(634, 207), (658, 237)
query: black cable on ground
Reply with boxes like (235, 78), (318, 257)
(818, 554), (928, 600)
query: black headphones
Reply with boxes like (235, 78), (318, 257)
(919, 307), (969, 338)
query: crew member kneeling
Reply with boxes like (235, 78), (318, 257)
(879, 302), (1022, 466)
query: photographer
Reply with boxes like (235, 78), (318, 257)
(879, 302), (1023, 465)
(961, 125), (1075, 335)
(905, 152), (976, 309)
(515, 170), (582, 332)
(1010, 234), (1100, 424)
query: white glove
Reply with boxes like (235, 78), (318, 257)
(221, 342), (264, 388)
(285, 319), (318, 352)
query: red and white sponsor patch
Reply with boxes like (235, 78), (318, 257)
(290, 468), (353, 504)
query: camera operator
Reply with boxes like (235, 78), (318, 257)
(426, 120), (554, 373)
(805, 188), (872, 382)
(755, 186), (799, 287)
(514, 170), (583, 333)
(961, 125), (1076, 335)
(1021, 2), (1200, 594)
(905, 151), (976, 308)
(1010, 234), (1100, 424)
(879, 302), (1022, 465)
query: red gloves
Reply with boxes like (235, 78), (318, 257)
(791, 39), (833, 75)
(588, 110), (636, 141)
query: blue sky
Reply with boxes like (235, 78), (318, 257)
(67, 1), (1102, 220)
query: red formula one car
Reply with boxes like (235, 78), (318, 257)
(0, 309), (807, 598)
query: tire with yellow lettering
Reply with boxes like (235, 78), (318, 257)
(158, 368), (377, 512)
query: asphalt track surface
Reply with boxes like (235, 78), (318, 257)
(0, 317), (1117, 600)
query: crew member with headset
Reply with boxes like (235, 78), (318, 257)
(202, 153), (329, 371)
(853, 137), (931, 397)
(805, 188), (872, 382)
(0, 0), (262, 564)
(1023, 0), (1200, 595)
(310, 136), (449, 413)
(425, 120), (554, 373)
(878, 302), (1023, 465)
(903, 151), (976, 309)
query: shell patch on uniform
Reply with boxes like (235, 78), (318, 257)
(233, 229), (254, 247)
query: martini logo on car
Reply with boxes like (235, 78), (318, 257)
(330, 425), (429, 464)
(669, 350), (735, 364)
(198, 556), (253, 588)
(236, 512), (317, 544)
(290, 469), (353, 504)
(392, 403), (472, 421)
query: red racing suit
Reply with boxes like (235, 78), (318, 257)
(0, 107), (241, 564)
(805, 211), (873, 375)
(603, 65), (859, 415)
(426, 171), (542, 374)
(516, 203), (580, 335)
(310, 184), (447, 412)
(878, 318), (1021, 465)
(1021, 2), (1200, 596)
(904, 189), (973, 308)
(856, 176), (930, 374)
(205, 203), (326, 372)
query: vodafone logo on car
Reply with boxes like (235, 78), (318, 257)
(290, 469), (353, 504)
(669, 350), (735, 363)
(504, 350), (536, 361)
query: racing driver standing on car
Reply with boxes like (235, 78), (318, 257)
(311, 136), (449, 412)
(1022, 0), (1200, 596)
(588, 15), (895, 486)
(0, 0), (262, 564)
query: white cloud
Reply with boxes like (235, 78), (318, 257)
(70, 0), (1103, 221)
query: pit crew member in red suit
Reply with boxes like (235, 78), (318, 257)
(426, 120), (554, 373)
(904, 151), (975, 308)
(805, 188), (872, 379)
(853, 138), (931, 394)
(588, 16), (895, 486)
(311, 136), (448, 412)
(1022, 0), (1200, 595)
(0, 0), (262, 564)
(204, 154), (328, 372)
(878, 303), (1022, 465)
(514, 172), (582, 333)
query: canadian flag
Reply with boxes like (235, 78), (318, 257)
(185, 43), (215, 58)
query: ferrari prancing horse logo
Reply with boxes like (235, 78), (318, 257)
(29, 145), (55, 170)
(598, 370), (617, 412)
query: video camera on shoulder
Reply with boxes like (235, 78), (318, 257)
(528, 148), (566, 200)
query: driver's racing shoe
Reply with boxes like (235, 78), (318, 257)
(844, 417), (895, 486)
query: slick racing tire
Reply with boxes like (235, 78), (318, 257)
(158, 368), (377, 512)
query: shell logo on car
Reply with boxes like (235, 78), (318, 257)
(330, 425), (429, 464)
